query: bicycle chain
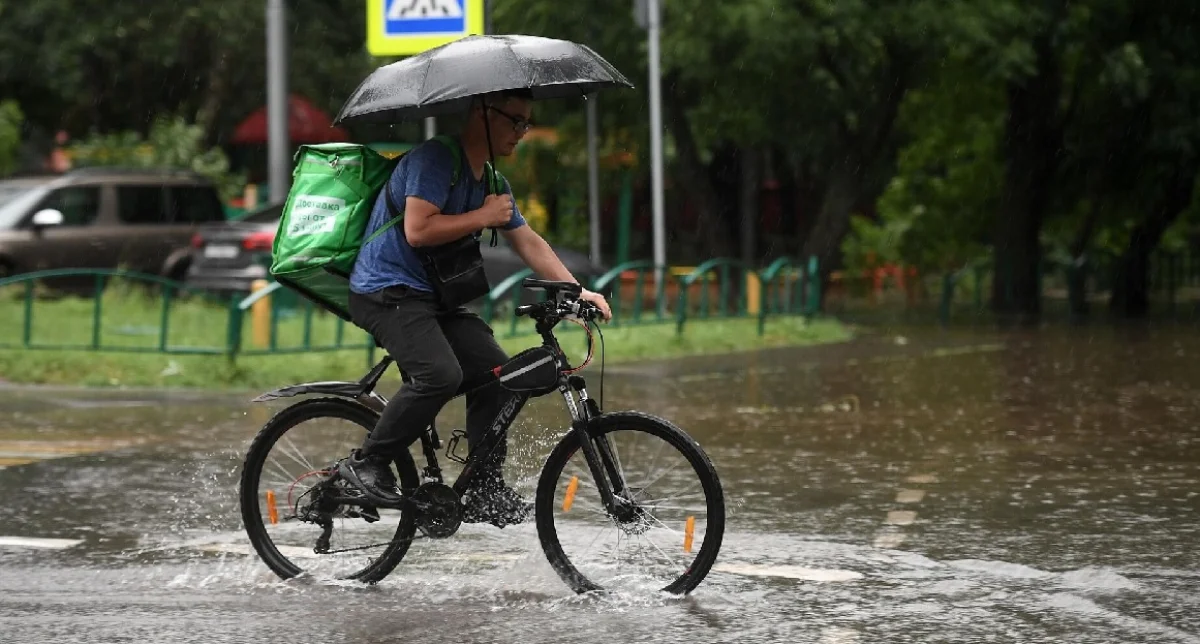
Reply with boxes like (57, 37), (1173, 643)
(316, 532), (428, 555)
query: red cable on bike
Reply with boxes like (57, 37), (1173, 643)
(288, 469), (333, 509)
(563, 317), (594, 373)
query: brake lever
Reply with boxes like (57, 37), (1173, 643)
(564, 299), (599, 321)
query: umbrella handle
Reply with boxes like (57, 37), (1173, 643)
(481, 99), (499, 196)
(479, 99), (500, 247)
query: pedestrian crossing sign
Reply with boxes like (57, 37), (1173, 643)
(367, 0), (485, 56)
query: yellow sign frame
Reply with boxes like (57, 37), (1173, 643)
(367, 0), (485, 56)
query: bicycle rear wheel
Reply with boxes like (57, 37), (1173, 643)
(238, 397), (419, 583)
(535, 411), (725, 595)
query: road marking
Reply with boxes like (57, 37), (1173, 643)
(820, 627), (862, 643)
(875, 473), (935, 548)
(0, 536), (84, 549)
(873, 533), (907, 549)
(714, 563), (864, 582)
(885, 510), (917, 526)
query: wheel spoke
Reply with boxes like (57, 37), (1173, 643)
(277, 435), (316, 473)
(240, 401), (420, 584)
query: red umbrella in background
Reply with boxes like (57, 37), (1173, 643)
(231, 94), (350, 144)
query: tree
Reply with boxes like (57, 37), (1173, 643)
(1031, 0), (1200, 317)
(500, 0), (967, 266)
(0, 0), (376, 147)
(868, 59), (1004, 275)
(663, 0), (948, 268)
(67, 117), (245, 201)
(1103, 6), (1200, 316)
(0, 101), (23, 176)
(908, 0), (1200, 320)
(978, 0), (1075, 321)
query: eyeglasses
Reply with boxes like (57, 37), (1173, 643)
(486, 104), (533, 135)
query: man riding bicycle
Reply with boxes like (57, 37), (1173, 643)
(340, 88), (612, 527)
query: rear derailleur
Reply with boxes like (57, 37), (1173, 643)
(292, 473), (378, 554)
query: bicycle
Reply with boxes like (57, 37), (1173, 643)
(237, 278), (725, 595)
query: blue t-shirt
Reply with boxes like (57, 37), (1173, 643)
(349, 137), (526, 294)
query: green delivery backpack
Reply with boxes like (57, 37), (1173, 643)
(268, 135), (463, 320)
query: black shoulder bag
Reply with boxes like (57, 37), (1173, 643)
(382, 154), (501, 311)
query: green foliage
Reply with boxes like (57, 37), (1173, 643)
(0, 0), (375, 145)
(840, 215), (907, 274)
(844, 59), (1002, 273)
(68, 117), (245, 201)
(545, 195), (592, 253)
(494, 128), (628, 254)
(490, 1), (647, 254)
(0, 100), (22, 176)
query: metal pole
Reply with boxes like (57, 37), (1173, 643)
(587, 95), (601, 265)
(647, 0), (667, 291)
(266, 0), (289, 204)
(425, 116), (436, 140)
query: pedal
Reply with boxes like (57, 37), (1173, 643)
(445, 429), (468, 465)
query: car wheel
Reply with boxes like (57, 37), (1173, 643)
(163, 258), (192, 290)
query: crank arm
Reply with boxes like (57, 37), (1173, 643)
(324, 494), (432, 513)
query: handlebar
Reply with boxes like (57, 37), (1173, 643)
(513, 280), (604, 372)
(515, 296), (603, 323)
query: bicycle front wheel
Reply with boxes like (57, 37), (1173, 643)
(536, 411), (725, 595)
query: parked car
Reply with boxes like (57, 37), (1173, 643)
(185, 202), (609, 302)
(183, 203), (283, 294)
(0, 168), (226, 286)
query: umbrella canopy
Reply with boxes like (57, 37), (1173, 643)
(334, 34), (633, 124)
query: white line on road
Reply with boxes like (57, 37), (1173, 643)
(873, 533), (907, 549)
(819, 627), (863, 643)
(0, 536), (84, 549)
(713, 563), (864, 582)
(885, 510), (917, 526)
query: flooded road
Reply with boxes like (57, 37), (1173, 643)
(1, 324), (1198, 643)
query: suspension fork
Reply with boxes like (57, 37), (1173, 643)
(563, 376), (631, 516)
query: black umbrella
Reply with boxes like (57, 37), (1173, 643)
(334, 34), (633, 125)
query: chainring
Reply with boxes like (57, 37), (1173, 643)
(413, 482), (462, 539)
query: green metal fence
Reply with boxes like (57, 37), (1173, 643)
(935, 249), (1200, 324)
(0, 255), (823, 361)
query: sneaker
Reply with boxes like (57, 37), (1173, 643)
(338, 450), (403, 507)
(461, 475), (533, 528)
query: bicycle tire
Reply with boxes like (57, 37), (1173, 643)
(238, 397), (419, 583)
(535, 411), (725, 595)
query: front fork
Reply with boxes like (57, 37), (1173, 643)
(563, 376), (633, 519)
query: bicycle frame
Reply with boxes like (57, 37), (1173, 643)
(249, 303), (634, 520)
(435, 311), (632, 517)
